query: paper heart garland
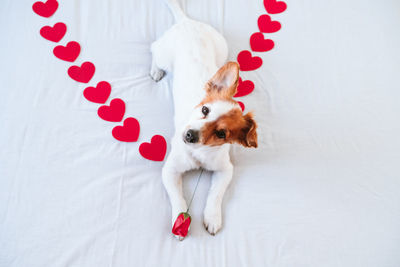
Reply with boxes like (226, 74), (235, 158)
(237, 50), (263, 71)
(233, 1), (286, 106)
(40, 22), (66, 42)
(258, 15), (281, 33)
(68, 61), (95, 83)
(33, 0), (287, 162)
(139, 135), (167, 162)
(32, 0), (58, 18)
(33, 0), (169, 162)
(235, 77), (255, 97)
(264, 0), (287, 14)
(250, 32), (274, 52)
(97, 98), (126, 122)
(53, 41), (80, 62)
(83, 81), (111, 104)
(112, 117), (140, 142)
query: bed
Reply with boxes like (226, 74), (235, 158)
(1, 0), (400, 266)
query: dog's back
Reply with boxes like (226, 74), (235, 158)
(151, 0), (228, 126)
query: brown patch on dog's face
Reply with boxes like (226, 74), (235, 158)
(185, 61), (258, 148)
(200, 109), (258, 148)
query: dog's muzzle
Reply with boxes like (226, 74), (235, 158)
(184, 129), (199, 144)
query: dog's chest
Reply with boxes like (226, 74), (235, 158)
(187, 145), (231, 171)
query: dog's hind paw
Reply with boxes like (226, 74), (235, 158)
(150, 68), (165, 82)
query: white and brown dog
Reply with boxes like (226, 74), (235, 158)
(151, 0), (258, 238)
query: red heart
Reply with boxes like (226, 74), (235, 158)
(250, 33), (274, 53)
(237, 101), (245, 112)
(68, 62), (95, 83)
(32, 0), (58, 18)
(112, 117), (140, 142)
(264, 0), (287, 14)
(97, 98), (125, 122)
(237, 50), (262, 71)
(53, 41), (81, 62)
(258, 15), (281, 33)
(40, 22), (66, 42)
(234, 77), (254, 97)
(83, 81), (111, 104)
(139, 135), (167, 162)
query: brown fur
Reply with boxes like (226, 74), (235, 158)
(197, 61), (258, 148)
(200, 110), (258, 147)
(197, 62), (239, 107)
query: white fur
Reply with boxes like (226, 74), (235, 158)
(151, 0), (235, 237)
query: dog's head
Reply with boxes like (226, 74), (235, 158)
(182, 62), (258, 148)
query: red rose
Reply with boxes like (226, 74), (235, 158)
(172, 212), (191, 239)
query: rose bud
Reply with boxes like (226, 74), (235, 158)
(172, 212), (191, 239)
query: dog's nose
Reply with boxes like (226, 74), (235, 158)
(185, 129), (199, 143)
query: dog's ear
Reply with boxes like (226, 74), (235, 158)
(239, 112), (258, 148)
(207, 61), (239, 98)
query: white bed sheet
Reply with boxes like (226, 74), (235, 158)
(1, 0), (400, 266)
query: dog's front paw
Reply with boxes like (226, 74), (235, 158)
(171, 208), (188, 241)
(171, 210), (185, 228)
(174, 234), (185, 241)
(203, 208), (222, 235)
(150, 68), (165, 82)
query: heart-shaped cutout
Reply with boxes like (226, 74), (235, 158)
(32, 0), (58, 18)
(237, 101), (245, 111)
(53, 41), (81, 62)
(250, 33), (274, 52)
(234, 77), (255, 97)
(258, 15), (281, 33)
(237, 50), (262, 71)
(98, 98), (125, 122)
(68, 61), (95, 83)
(264, 0), (287, 14)
(40, 22), (66, 43)
(112, 117), (140, 142)
(83, 81), (111, 104)
(139, 135), (167, 162)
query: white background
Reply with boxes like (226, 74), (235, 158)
(1, 0), (400, 266)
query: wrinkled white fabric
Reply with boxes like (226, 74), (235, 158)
(1, 0), (400, 266)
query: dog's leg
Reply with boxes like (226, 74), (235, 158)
(162, 162), (187, 228)
(203, 163), (233, 235)
(150, 38), (170, 82)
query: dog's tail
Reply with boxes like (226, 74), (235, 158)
(164, 0), (187, 22)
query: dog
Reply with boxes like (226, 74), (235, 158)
(150, 0), (258, 238)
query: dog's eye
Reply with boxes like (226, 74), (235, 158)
(202, 106), (209, 116)
(215, 130), (226, 139)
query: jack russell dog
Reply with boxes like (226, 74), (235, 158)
(150, 0), (258, 239)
